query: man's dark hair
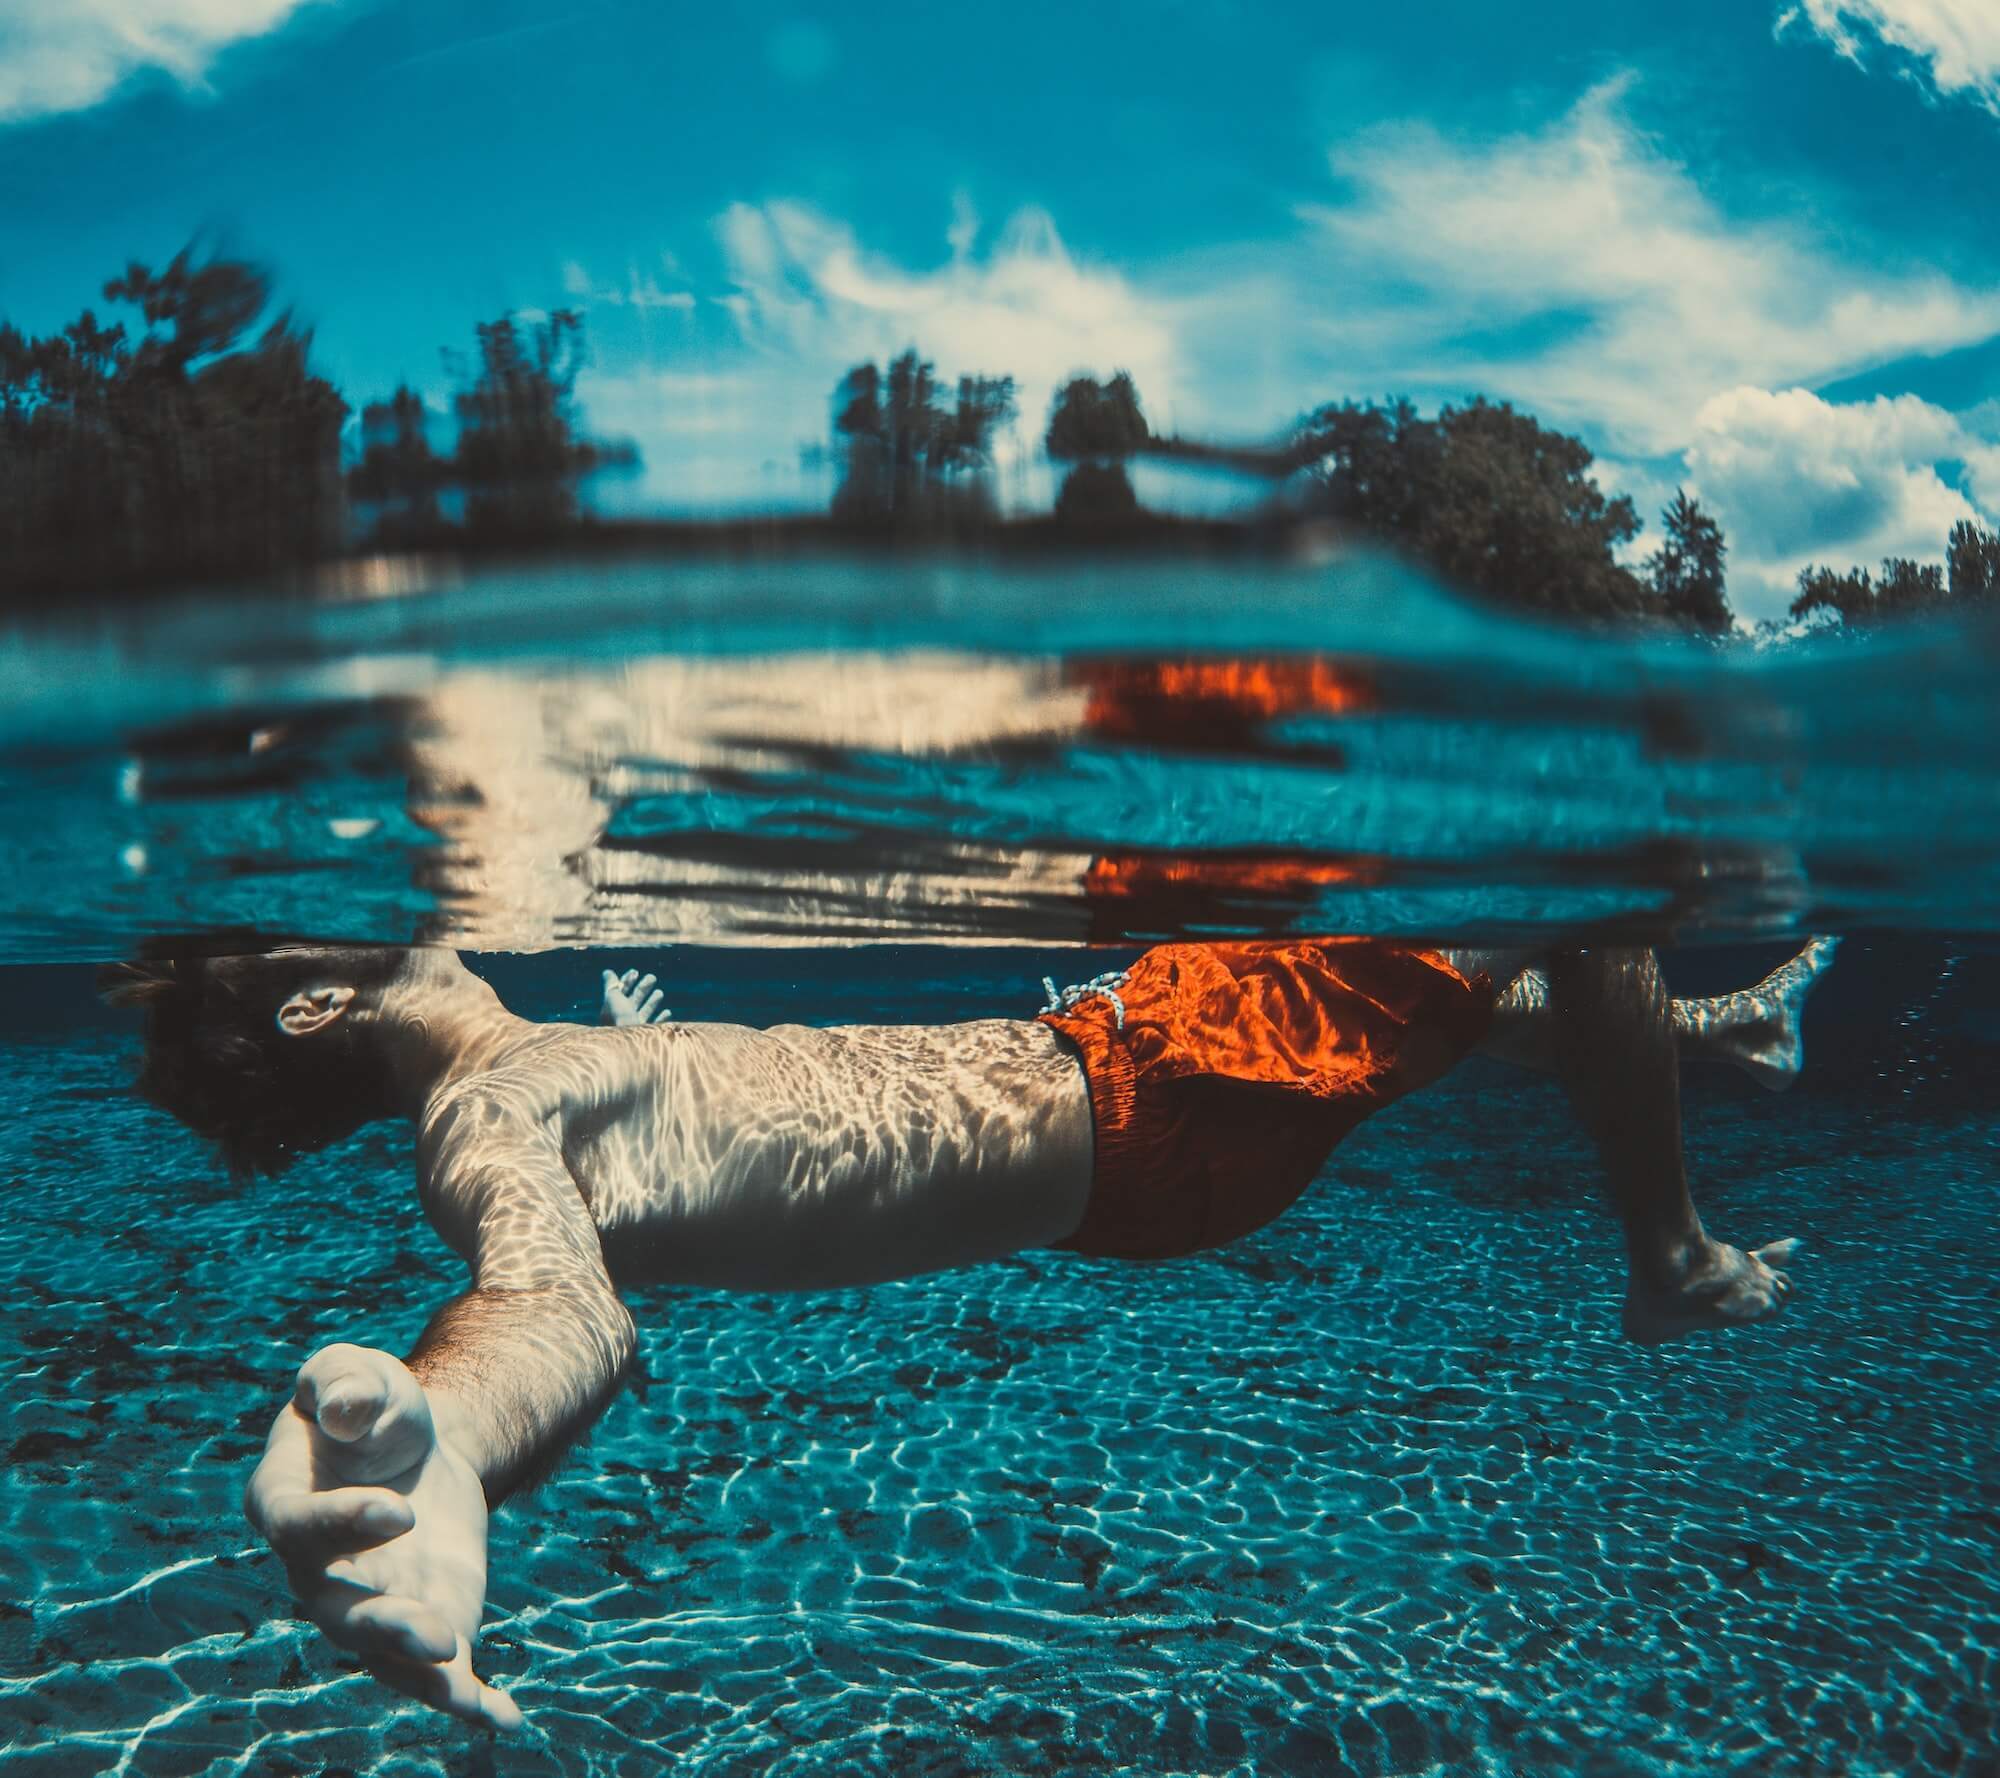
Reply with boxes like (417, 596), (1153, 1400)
(99, 941), (412, 1177)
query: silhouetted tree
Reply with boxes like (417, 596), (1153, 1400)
(830, 349), (1014, 525)
(1646, 489), (1732, 633)
(1055, 460), (1141, 525)
(105, 251), (271, 374)
(937, 374), (1019, 476)
(1788, 565), (1879, 627)
(831, 360), (889, 518)
(1296, 398), (1654, 622)
(1876, 556), (1948, 615)
(1047, 372), (1149, 527)
(449, 310), (594, 536)
(345, 311), (636, 548)
(1947, 519), (2000, 605)
(0, 246), (345, 600)
(1047, 373), (1149, 462)
(350, 385), (444, 540)
(1790, 557), (1945, 627)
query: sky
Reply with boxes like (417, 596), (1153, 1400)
(4, 0), (1999, 617)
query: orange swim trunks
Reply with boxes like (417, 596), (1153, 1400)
(1037, 940), (1492, 1260)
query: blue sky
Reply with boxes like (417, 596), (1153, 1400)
(4, 0), (1999, 615)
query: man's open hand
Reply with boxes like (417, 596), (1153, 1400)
(600, 968), (670, 1027)
(244, 1343), (522, 1731)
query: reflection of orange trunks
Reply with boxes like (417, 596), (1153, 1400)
(1038, 941), (1492, 1261)
(1082, 850), (1378, 901)
(1074, 657), (1374, 750)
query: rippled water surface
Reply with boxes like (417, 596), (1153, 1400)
(2, 558), (1997, 1776)
(4, 556), (1998, 956)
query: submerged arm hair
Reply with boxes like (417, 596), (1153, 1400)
(410, 1085), (636, 1504)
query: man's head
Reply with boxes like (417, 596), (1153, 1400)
(101, 942), (419, 1177)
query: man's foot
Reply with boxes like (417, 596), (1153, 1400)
(1692, 937), (1840, 1092)
(1622, 1237), (1800, 1344)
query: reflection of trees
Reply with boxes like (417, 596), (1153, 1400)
(1046, 373), (1148, 526)
(831, 349), (1016, 527)
(354, 309), (638, 546)
(1, 248), (346, 598)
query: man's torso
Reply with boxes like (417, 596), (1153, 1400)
(418, 1017), (1096, 1292)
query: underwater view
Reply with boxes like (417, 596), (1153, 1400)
(2, 558), (1997, 1776)
(8, 0), (2000, 1771)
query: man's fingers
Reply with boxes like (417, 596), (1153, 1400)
(639, 990), (665, 1020)
(619, 969), (639, 991)
(293, 1345), (435, 1480)
(436, 1637), (525, 1733)
(295, 1345), (391, 1441)
(256, 1485), (412, 1552)
(368, 1637), (525, 1733)
(634, 973), (656, 998)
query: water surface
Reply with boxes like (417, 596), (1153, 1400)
(2, 556), (1995, 1776)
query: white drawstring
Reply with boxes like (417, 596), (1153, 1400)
(1040, 969), (1131, 1030)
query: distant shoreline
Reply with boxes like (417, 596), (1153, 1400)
(6, 507), (1291, 615)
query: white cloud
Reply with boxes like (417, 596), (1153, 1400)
(708, 199), (1188, 472)
(574, 369), (761, 438)
(562, 259), (696, 311)
(563, 84), (2000, 570)
(1783, 1), (2000, 110)
(1298, 79), (2000, 455)
(573, 202), (1195, 510)
(1680, 386), (1999, 614)
(0, 0), (326, 123)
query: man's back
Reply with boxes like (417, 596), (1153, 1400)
(418, 1015), (1098, 1293)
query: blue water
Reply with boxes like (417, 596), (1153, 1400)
(2, 557), (1997, 1775)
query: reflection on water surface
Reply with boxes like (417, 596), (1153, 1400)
(3, 557), (1997, 959)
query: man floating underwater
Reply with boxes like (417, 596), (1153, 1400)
(105, 931), (1836, 1729)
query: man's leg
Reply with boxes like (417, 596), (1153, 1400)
(1474, 938), (1839, 1090)
(1539, 947), (1798, 1344)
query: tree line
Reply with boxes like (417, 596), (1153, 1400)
(829, 348), (2000, 633)
(1788, 522), (2000, 629)
(828, 355), (1737, 629)
(1, 247), (626, 599)
(6, 243), (1996, 634)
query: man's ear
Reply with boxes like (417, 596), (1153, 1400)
(275, 984), (357, 1037)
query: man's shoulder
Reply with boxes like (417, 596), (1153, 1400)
(417, 1025), (595, 1149)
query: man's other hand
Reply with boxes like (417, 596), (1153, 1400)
(599, 968), (670, 1027)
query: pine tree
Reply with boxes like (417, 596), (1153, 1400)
(1646, 489), (1732, 634)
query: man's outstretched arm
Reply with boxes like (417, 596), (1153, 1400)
(407, 1090), (637, 1500)
(244, 1089), (635, 1730)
